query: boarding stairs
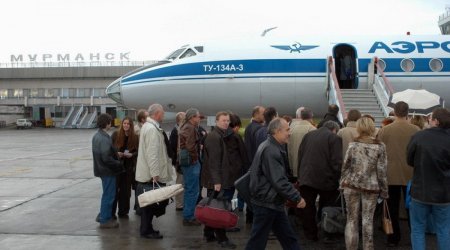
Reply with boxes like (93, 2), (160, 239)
(80, 108), (97, 128)
(326, 57), (393, 126)
(340, 89), (385, 125)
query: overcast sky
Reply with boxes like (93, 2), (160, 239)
(1, 0), (448, 62)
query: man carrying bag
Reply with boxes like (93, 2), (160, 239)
(245, 118), (306, 250)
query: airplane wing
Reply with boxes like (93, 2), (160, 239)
(271, 45), (292, 51)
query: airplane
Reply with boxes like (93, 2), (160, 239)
(106, 35), (450, 121)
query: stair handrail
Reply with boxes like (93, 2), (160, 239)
(87, 108), (98, 128)
(62, 106), (75, 127)
(371, 57), (395, 117)
(77, 107), (89, 128)
(326, 56), (346, 122)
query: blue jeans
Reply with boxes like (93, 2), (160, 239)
(410, 199), (450, 250)
(100, 176), (116, 224)
(182, 161), (200, 220)
(245, 204), (301, 250)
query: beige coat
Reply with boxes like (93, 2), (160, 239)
(136, 118), (174, 183)
(337, 121), (359, 159)
(377, 119), (419, 186)
(288, 119), (316, 177)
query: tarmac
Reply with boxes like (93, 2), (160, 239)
(0, 127), (438, 250)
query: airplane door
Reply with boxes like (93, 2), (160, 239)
(333, 44), (358, 89)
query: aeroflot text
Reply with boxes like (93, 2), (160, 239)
(369, 41), (450, 54)
(10, 52), (130, 62)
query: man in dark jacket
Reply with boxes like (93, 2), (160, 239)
(246, 118), (306, 250)
(407, 108), (450, 250)
(244, 105), (265, 163)
(92, 113), (123, 228)
(297, 120), (342, 242)
(202, 111), (241, 248)
(317, 104), (343, 128)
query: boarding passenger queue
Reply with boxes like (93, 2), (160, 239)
(91, 102), (450, 250)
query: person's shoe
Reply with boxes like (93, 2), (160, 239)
(118, 214), (129, 219)
(226, 227), (240, 232)
(218, 240), (236, 249)
(204, 235), (217, 242)
(141, 232), (163, 239)
(175, 207), (183, 211)
(99, 220), (119, 229)
(95, 213), (100, 223)
(183, 219), (201, 226)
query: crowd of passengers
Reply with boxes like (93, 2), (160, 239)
(91, 102), (450, 250)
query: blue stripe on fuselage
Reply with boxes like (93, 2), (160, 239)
(122, 59), (327, 84)
(121, 58), (450, 85)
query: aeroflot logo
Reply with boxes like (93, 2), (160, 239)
(369, 41), (450, 53)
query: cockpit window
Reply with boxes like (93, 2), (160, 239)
(195, 46), (204, 53)
(179, 49), (196, 59)
(165, 49), (185, 60)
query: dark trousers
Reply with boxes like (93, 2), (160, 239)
(203, 188), (234, 242)
(137, 182), (165, 236)
(298, 185), (339, 239)
(387, 185), (409, 244)
(245, 204), (301, 250)
(112, 169), (133, 216)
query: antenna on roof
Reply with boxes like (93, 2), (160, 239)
(261, 27), (278, 37)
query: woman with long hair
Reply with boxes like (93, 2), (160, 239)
(340, 117), (388, 250)
(111, 117), (139, 218)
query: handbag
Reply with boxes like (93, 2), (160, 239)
(138, 183), (183, 208)
(382, 200), (394, 235)
(194, 191), (238, 228)
(321, 192), (346, 234)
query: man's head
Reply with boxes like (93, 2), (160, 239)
(215, 111), (230, 130)
(136, 109), (148, 124)
(322, 120), (340, 134)
(328, 104), (339, 116)
(347, 109), (361, 122)
(175, 112), (186, 126)
(268, 117), (290, 144)
(263, 107), (278, 125)
(185, 108), (200, 126)
(300, 108), (313, 121)
(430, 108), (450, 129)
(252, 106), (265, 123)
(394, 101), (409, 118)
(148, 103), (164, 123)
(295, 107), (305, 119)
(97, 113), (112, 130)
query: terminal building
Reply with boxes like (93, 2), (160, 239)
(0, 57), (152, 128)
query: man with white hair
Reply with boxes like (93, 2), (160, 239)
(135, 103), (174, 239)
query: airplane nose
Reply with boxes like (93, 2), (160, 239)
(106, 77), (123, 104)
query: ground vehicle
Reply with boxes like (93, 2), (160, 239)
(16, 119), (33, 129)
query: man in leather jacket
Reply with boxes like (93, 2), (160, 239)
(246, 118), (306, 250)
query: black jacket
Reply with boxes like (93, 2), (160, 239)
(244, 120), (263, 163)
(92, 129), (123, 177)
(407, 127), (450, 204)
(249, 136), (301, 211)
(317, 113), (343, 128)
(297, 127), (343, 191)
(202, 127), (242, 189)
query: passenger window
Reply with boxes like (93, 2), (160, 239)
(179, 49), (196, 59)
(429, 58), (443, 72)
(401, 59), (414, 72)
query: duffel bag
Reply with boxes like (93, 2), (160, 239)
(194, 191), (238, 229)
